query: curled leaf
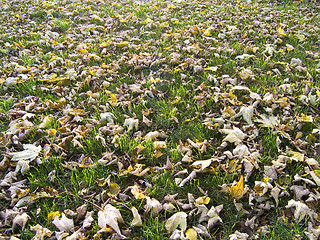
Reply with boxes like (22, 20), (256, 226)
(131, 207), (142, 227)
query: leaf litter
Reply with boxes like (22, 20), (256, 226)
(0, 0), (320, 239)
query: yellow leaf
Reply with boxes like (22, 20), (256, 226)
(49, 56), (57, 62)
(287, 150), (304, 162)
(195, 196), (210, 205)
(171, 96), (181, 104)
(222, 106), (236, 117)
(277, 27), (287, 37)
(48, 211), (60, 220)
(153, 150), (163, 158)
(131, 186), (146, 199)
(262, 176), (269, 183)
(277, 97), (290, 108)
(186, 228), (198, 240)
(297, 113), (313, 123)
(204, 30), (211, 36)
(254, 184), (265, 195)
(107, 183), (121, 197)
(229, 176), (245, 200)
(108, 93), (118, 106)
(204, 66), (218, 72)
(47, 129), (57, 137)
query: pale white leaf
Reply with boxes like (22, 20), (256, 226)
(10, 144), (41, 162)
(53, 213), (74, 232)
(30, 224), (53, 240)
(256, 115), (278, 129)
(12, 213), (30, 231)
(131, 207), (142, 227)
(229, 230), (249, 240)
(286, 200), (318, 222)
(165, 212), (188, 233)
(83, 211), (94, 228)
(219, 127), (247, 144)
(100, 112), (116, 124)
(191, 159), (212, 171)
(123, 118), (139, 132)
(98, 204), (124, 237)
(145, 197), (163, 217)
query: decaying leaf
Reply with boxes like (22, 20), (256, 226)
(30, 224), (53, 240)
(229, 230), (249, 240)
(207, 204), (223, 228)
(123, 118), (139, 132)
(286, 200), (318, 222)
(12, 212), (30, 231)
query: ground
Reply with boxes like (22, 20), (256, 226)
(0, 0), (320, 239)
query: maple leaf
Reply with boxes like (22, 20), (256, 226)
(52, 213), (74, 232)
(220, 127), (247, 145)
(230, 106), (254, 124)
(256, 115), (278, 129)
(10, 144), (41, 162)
(98, 204), (124, 238)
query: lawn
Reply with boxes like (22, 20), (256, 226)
(0, 0), (320, 239)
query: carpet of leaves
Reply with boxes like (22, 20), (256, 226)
(1, 0), (320, 239)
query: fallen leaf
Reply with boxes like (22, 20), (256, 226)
(220, 127), (247, 144)
(185, 228), (198, 240)
(165, 212), (188, 233)
(30, 224), (53, 240)
(229, 176), (247, 200)
(10, 144), (41, 161)
(12, 213), (30, 231)
(52, 213), (74, 232)
(123, 118), (139, 132)
(131, 207), (142, 227)
(286, 199), (318, 222)
(145, 197), (163, 217)
(98, 204), (124, 237)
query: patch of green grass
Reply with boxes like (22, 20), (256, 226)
(260, 129), (279, 158)
(30, 10), (47, 19)
(52, 19), (70, 33)
(133, 214), (168, 239)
